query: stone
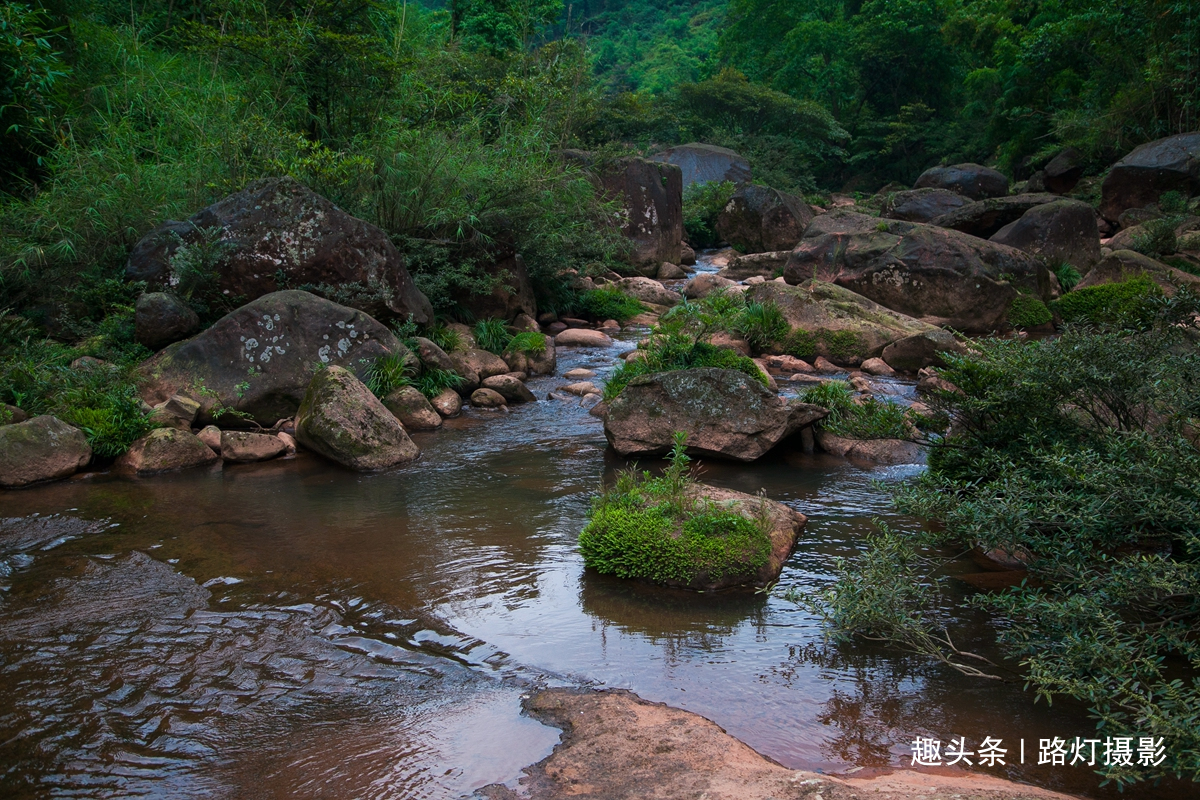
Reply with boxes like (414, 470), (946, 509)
(762, 354), (812, 373)
(149, 394), (200, 431)
(881, 329), (967, 372)
(682, 272), (736, 299)
(277, 431), (297, 454)
(503, 334), (556, 376)
(430, 387), (463, 418)
(545, 321), (567, 336)
(649, 142), (751, 187)
(0, 416), (91, 488)
(718, 251), (790, 281)
(744, 275), (765, 285)
(139, 290), (413, 426)
(512, 312), (539, 332)
(125, 176), (432, 322)
(554, 328), (613, 347)
(932, 193), (1061, 238)
(457, 252), (537, 322)
(1100, 132), (1200, 223)
(2, 404), (29, 424)
(657, 261), (687, 279)
(383, 386), (443, 430)
(481, 374), (537, 404)
(882, 187), (970, 223)
(1043, 147), (1084, 194)
(599, 319), (620, 330)
(813, 356), (839, 373)
(914, 162), (1009, 200)
(603, 368), (827, 461)
(706, 331), (752, 356)
(743, 280), (939, 361)
(859, 357), (895, 376)
(559, 381), (600, 396)
(220, 430), (288, 463)
(412, 336), (457, 374)
(449, 347), (510, 388)
(783, 210), (1051, 334)
(989, 198), (1103, 272)
(815, 429), (924, 465)
(135, 292), (199, 351)
(789, 373), (826, 385)
(1074, 249), (1200, 296)
(715, 185), (813, 253)
(116, 428), (218, 475)
(917, 367), (960, 395)
(615, 276), (680, 307)
(197, 425), (222, 452)
(294, 366), (419, 471)
(679, 243), (697, 265)
(564, 368), (596, 379)
(597, 156), (684, 272)
(536, 311), (557, 326)
(560, 316), (590, 327)
(470, 387), (507, 408)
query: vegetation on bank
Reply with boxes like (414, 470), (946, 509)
(579, 432), (773, 585)
(794, 290), (1200, 788)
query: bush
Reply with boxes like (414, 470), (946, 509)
(425, 321), (465, 354)
(800, 380), (912, 439)
(604, 339), (765, 401)
(1051, 275), (1162, 326)
(1006, 294), (1052, 328)
(473, 318), (512, 355)
(579, 433), (773, 585)
(1054, 262), (1082, 292)
(508, 331), (547, 356)
(413, 366), (464, 399)
(365, 352), (415, 398)
(682, 180), (736, 248)
(578, 285), (646, 322)
(733, 300), (789, 351)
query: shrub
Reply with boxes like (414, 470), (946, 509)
(473, 318), (512, 355)
(604, 339), (765, 401)
(1051, 275), (1161, 326)
(508, 331), (547, 356)
(1131, 216), (1180, 257)
(578, 285), (646, 321)
(426, 321), (465, 354)
(579, 433), (773, 585)
(365, 352), (414, 398)
(682, 180), (736, 248)
(800, 380), (912, 439)
(1006, 294), (1052, 328)
(413, 366), (463, 399)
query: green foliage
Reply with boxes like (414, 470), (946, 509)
(366, 353), (415, 398)
(822, 329), (865, 361)
(1006, 294), (1052, 329)
(508, 330), (547, 356)
(604, 339), (763, 401)
(732, 299), (788, 351)
(426, 321), (465, 354)
(682, 180), (736, 248)
(413, 366), (465, 399)
(473, 318), (513, 355)
(0, 2), (68, 193)
(1051, 275), (1162, 326)
(800, 380), (911, 439)
(1054, 262), (1082, 292)
(452, 0), (564, 57)
(579, 432), (773, 585)
(807, 313), (1200, 787)
(578, 285), (646, 321)
(1131, 215), (1184, 258)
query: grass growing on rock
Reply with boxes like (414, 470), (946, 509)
(801, 380), (912, 440)
(473, 318), (512, 355)
(579, 433), (772, 586)
(578, 285), (646, 322)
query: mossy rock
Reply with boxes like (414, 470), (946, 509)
(295, 366), (419, 471)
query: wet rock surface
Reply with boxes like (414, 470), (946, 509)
(117, 428), (220, 474)
(0, 416), (92, 488)
(295, 366), (419, 470)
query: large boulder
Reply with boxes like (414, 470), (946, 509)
(880, 329), (967, 373)
(140, 290), (412, 426)
(135, 292), (200, 351)
(220, 430), (288, 463)
(295, 366), (419, 471)
(125, 176), (432, 323)
(412, 336), (457, 374)
(932, 193), (1061, 238)
(743, 281), (938, 362)
(603, 368), (827, 461)
(914, 163), (1009, 200)
(481, 374), (536, 404)
(1043, 147), (1084, 194)
(682, 273), (737, 299)
(649, 143), (751, 187)
(456, 253), (537, 322)
(555, 328), (613, 347)
(782, 210), (1051, 333)
(882, 188), (970, 223)
(598, 157), (684, 272)
(1100, 132), (1200, 224)
(989, 198), (1102, 272)
(615, 276), (680, 307)
(1074, 249), (1200, 296)
(715, 185), (813, 253)
(718, 251), (790, 281)
(448, 347), (510, 394)
(116, 428), (219, 475)
(814, 429), (923, 465)
(0, 416), (92, 488)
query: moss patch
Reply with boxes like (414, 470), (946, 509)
(1007, 294), (1052, 328)
(1051, 275), (1162, 325)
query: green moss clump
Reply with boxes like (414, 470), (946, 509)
(1007, 294), (1052, 328)
(578, 285), (647, 322)
(578, 435), (772, 586)
(822, 329), (865, 360)
(1051, 275), (1162, 325)
(784, 329), (817, 358)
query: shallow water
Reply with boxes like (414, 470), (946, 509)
(0, 263), (1185, 798)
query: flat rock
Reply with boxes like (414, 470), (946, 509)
(1074, 249), (1200, 296)
(559, 381), (600, 396)
(883, 187), (970, 222)
(0, 416), (91, 488)
(815, 428), (924, 464)
(649, 142), (751, 187)
(220, 430), (287, 463)
(718, 250), (790, 281)
(555, 328), (613, 348)
(116, 428), (218, 475)
(295, 366), (419, 471)
(563, 368), (596, 380)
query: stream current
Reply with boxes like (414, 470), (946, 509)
(0, 257), (1179, 799)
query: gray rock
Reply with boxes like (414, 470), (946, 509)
(914, 163), (1009, 200)
(0, 416), (92, 488)
(294, 366), (420, 471)
(883, 188), (970, 223)
(1100, 132), (1200, 223)
(135, 292), (200, 351)
(989, 199), (1102, 272)
(716, 185), (813, 253)
(650, 143), (751, 187)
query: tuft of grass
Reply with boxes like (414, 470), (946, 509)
(578, 285), (646, 322)
(734, 300), (789, 351)
(426, 321), (465, 354)
(473, 318), (512, 355)
(366, 352), (415, 398)
(800, 380), (912, 439)
(1054, 262), (1082, 292)
(508, 330), (547, 356)
(413, 366), (464, 399)
(604, 339), (765, 401)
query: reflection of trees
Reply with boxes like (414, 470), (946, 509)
(579, 570), (767, 657)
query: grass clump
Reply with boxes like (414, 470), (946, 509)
(425, 321), (465, 354)
(800, 380), (911, 440)
(579, 433), (773, 587)
(578, 285), (646, 322)
(682, 181), (737, 248)
(1053, 262), (1082, 292)
(413, 367), (463, 399)
(605, 340), (764, 402)
(733, 300), (789, 351)
(365, 352), (415, 399)
(1006, 294), (1052, 329)
(473, 318), (512, 355)
(1051, 275), (1161, 326)
(508, 331), (547, 356)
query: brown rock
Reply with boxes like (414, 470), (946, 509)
(512, 312), (539, 332)
(603, 368), (827, 461)
(149, 394), (200, 431)
(470, 387), (507, 408)
(595, 155), (684, 272)
(431, 387), (463, 418)
(277, 431), (297, 454)
(815, 428), (924, 464)
(881, 329), (967, 373)
(859, 357), (896, 376)
(220, 430), (287, 463)
(762, 354), (811, 373)
(413, 336), (457, 373)
(0, 416), (92, 488)
(706, 331), (751, 356)
(554, 328), (613, 347)
(716, 184), (813, 253)
(649, 142), (751, 187)
(989, 198), (1102, 272)
(657, 261), (687, 279)
(559, 381), (600, 396)
(563, 368), (596, 379)
(116, 428), (218, 475)
(383, 386), (443, 430)
(1043, 147), (1084, 194)
(294, 366), (420, 471)
(503, 334), (556, 376)
(481, 374), (536, 404)
(718, 250), (791, 281)
(813, 356), (839, 373)
(914, 162), (1009, 200)
(1074, 249), (1200, 296)
(197, 425), (222, 452)
(1, 404), (29, 425)
(679, 243), (697, 265)
(682, 272), (736, 299)
(615, 276), (681, 307)
(457, 252), (537, 322)
(917, 367), (961, 395)
(1100, 132), (1200, 223)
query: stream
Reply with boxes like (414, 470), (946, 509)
(0, 256), (1178, 799)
